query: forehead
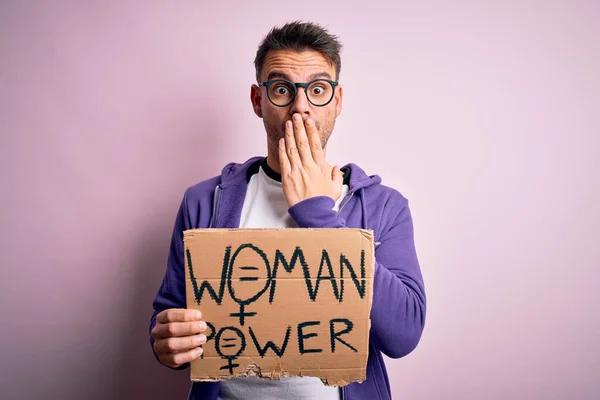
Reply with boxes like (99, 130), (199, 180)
(261, 49), (335, 81)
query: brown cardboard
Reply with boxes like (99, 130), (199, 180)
(183, 228), (375, 387)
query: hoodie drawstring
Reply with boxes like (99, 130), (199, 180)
(359, 189), (368, 230)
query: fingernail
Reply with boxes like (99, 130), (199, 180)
(286, 120), (292, 128)
(193, 310), (202, 319)
(293, 114), (301, 121)
(194, 347), (203, 357)
(199, 321), (207, 331)
(198, 334), (207, 344)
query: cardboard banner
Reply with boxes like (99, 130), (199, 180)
(183, 228), (375, 387)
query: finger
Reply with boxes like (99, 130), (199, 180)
(292, 113), (313, 165)
(279, 138), (291, 176)
(284, 119), (301, 170)
(156, 309), (202, 324)
(154, 333), (207, 354)
(161, 347), (204, 368)
(305, 117), (325, 165)
(152, 320), (207, 339)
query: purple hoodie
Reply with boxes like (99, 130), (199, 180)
(150, 156), (426, 400)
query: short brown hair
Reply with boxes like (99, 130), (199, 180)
(254, 21), (342, 82)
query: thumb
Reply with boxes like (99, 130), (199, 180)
(332, 165), (343, 185)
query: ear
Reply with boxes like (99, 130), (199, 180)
(250, 84), (263, 118)
(334, 84), (343, 118)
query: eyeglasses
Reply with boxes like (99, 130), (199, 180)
(259, 79), (339, 107)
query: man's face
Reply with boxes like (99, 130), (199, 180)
(251, 49), (343, 152)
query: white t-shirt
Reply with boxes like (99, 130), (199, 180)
(218, 162), (348, 400)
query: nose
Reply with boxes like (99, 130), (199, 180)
(289, 87), (312, 118)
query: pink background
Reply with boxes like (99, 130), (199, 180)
(1, 1), (599, 399)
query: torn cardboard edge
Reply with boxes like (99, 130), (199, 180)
(191, 362), (369, 386)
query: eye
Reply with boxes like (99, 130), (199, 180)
(273, 85), (290, 95)
(311, 85), (325, 95)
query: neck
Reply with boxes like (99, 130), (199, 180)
(266, 143), (281, 174)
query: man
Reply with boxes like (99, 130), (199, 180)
(150, 21), (426, 400)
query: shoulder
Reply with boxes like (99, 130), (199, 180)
(174, 175), (222, 229)
(362, 182), (413, 239)
(344, 162), (409, 211)
(183, 175), (221, 204)
(364, 183), (409, 213)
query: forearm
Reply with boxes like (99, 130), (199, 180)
(288, 196), (346, 228)
(149, 195), (190, 368)
(369, 261), (426, 358)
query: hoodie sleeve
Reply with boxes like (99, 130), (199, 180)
(287, 196), (346, 228)
(288, 194), (426, 359)
(368, 198), (426, 358)
(149, 189), (191, 370)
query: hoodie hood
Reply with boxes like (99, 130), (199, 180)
(219, 156), (382, 192)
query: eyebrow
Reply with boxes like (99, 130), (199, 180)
(265, 71), (333, 81)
